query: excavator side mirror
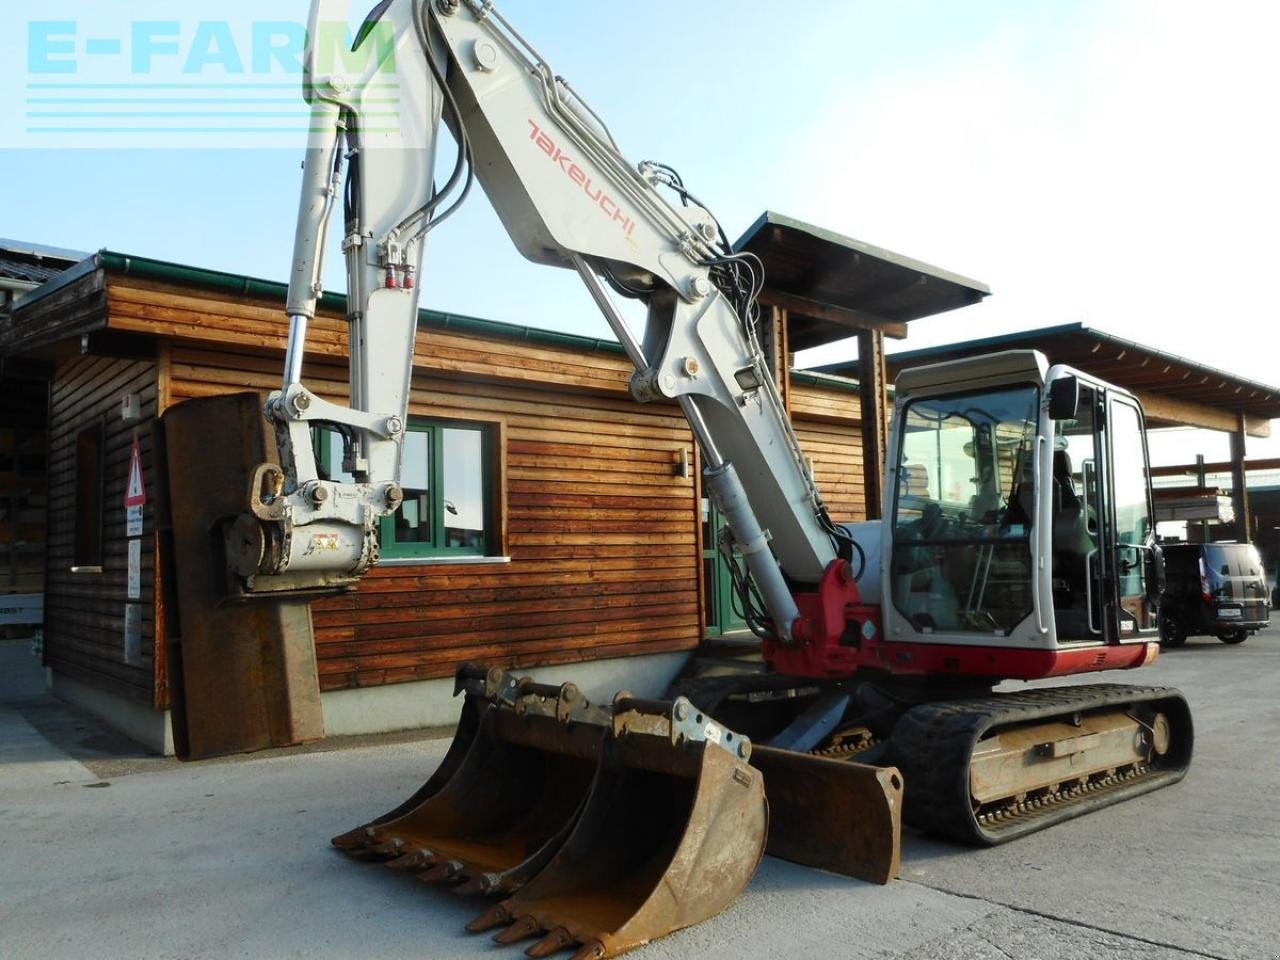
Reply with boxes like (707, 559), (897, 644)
(1048, 376), (1081, 421)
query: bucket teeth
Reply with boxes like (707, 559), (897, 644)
(364, 837), (405, 858)
(330, 825), (372, 851)
(385, 849), (434, 871)
(494, 915), (542, 945)
(415, 859), (463, 883)
(568, 940), (606, 960)
(526, 926), (575, 958)
(452, 873), (496, 896)
(466, 904), (513, 934)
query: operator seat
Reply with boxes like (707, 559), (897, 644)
(1051, 450), (1096, 635)
(1052, 450), (1093, 553)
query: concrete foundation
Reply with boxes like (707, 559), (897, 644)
(47, 649), (693, 756)
(51, 674), (175, 756)
(319, 650), (692, 736)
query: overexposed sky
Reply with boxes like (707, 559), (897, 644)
(4, 1), (1278, 461)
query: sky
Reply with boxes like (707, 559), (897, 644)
(3, 0), (1279, 464)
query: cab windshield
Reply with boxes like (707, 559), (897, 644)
(890, 384), (1040, 634)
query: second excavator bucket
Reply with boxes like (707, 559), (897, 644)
(334, 670), (609, 895)
(468, 695), (768, 960)
(751, 744), (901, 884)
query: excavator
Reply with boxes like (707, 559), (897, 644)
(159, 2), (1193, 957)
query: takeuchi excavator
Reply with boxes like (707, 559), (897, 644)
(159, 2), (1193, 957)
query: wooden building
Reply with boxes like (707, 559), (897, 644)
(1, 219), (987, 752)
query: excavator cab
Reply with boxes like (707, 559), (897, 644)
(884, 349), (1162, 660)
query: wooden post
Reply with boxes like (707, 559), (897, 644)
(1230, 415), (1252, 542)
(760, 305), (791, 414)
(858, 329), (888, 520)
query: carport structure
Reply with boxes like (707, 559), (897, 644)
(735, 212), (990, 519)
(851, 322), (1280, 541)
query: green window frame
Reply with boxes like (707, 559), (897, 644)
(315, 418), (494, 560)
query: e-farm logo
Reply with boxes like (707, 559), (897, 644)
(11, 15), (402, 148)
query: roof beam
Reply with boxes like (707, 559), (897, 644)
(1135, 388), (1271, 438)
(757, 290), (909, 339)
(1150, 457), (1280, 478)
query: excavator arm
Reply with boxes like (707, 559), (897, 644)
(236, 0), (851, 644)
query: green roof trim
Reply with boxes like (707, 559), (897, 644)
(789, 368), (861, 395)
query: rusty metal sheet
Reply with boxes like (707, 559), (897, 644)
(750, 744), (902, 884)
(158, 392), (323, 760)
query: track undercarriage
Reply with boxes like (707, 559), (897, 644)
(670, 669), (1194, 846)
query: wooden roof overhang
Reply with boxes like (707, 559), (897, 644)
(862, 323), (1279, 438)
(734, 211), (991, 350)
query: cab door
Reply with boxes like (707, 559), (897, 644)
(1050, 382), (1105, 641)
(1103, 394), (1160, 639)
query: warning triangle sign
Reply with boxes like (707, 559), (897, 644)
(124, 435), (147, 507)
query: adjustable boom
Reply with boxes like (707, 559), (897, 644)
(242, 0), (850, 642)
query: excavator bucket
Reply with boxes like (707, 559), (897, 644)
(330, 665), (492, 854)
(751, 745), (901, 884)
(468, 695), (768, 960)
(333, 671), (608, 895)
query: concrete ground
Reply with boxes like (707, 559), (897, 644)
(3, 628), (1279, 960)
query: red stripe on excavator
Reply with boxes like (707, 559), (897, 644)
(764, 631), (1158, 681)
(861, 638), (1158, 679)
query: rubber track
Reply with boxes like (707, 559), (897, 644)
(888, 683), (1193, 846)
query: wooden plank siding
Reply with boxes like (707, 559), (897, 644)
(28, 271), (867, 701)
(160, 334), (703, 694)
(43, 355), (160, 704)
(796, 420), (866, 526)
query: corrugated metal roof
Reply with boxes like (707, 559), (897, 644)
(0, 254), (67, 286)
(0, 238), (88, 262)
(0, 238), (86, 286)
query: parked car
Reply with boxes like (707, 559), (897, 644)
(1159, 542), (1270, 646)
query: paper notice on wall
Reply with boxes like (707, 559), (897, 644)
(123, 604), (142, 665)
(127, 538), (142, 600)
(127, 504), (143, 537)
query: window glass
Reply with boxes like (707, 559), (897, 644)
(395, 429), (434, 547)
(314, 420), (494, 559)
(890, 385), (1039, 634)
(1110, 400), (1155, 631)
(1110, 401), (1151, 550)
(442, 427), (485, 551)
(1203, 544), (1264, 579)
